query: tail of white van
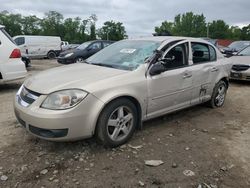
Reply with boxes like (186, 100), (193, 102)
(13, 35), (62, 59)
(0, 25), (27, 81)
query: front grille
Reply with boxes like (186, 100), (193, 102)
(19, 86), (40, 106)
(232, 64), (249, 71)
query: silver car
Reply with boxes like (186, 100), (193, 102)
(14, 37), (232, 147)
(230, 46), (250, 81)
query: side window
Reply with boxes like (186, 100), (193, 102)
(14, 37), (25, 46)
(209, 45), (216, 61)
(191, 43), (210, 64)
(90, 42), (102, 50)
(103, 42), (112, 48)
(162, 43), (189, 69)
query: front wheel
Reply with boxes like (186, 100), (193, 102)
(96, 99), (138, 147)
(208, 80), (228, 108)
(75, 57), (84, 63)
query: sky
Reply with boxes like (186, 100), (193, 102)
(1, 0), (250, 37)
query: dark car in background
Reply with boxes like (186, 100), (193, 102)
(57, 40), (114, 64)
(221, 41), (250, 57)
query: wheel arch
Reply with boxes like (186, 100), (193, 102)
(220, 77), (229, 88)
(94, 95), (143, 135)
(47, 50), (56, 58)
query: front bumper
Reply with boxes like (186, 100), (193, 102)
(14, 89), (104, 141)
(57, 57), (75, 64)
(230, 70), (250, 81)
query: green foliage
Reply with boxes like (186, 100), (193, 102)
(155, 12), (250, 40)
(0, 11), (127, 43)
(97, 21), (127, 41)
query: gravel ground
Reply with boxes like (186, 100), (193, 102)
(0, 60), (249, 188)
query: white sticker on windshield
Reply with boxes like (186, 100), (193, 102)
(120, 48), (136, 54)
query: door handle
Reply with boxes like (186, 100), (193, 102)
(211, 67), (218, 72)
(183, 73), (192, 79)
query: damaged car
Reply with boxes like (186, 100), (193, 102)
(14, 37), (232, 147)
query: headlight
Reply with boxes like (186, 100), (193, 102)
(41, 89), (88, 110)
(65, 53), (74, 58)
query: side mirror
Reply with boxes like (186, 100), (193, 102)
(149, 62), (166, 76)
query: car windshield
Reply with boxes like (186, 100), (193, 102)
(77, 41), (92, 50)
(86, 40), (160, 70)
(228, 41), (250, 51)
(238, 46), (250, 56)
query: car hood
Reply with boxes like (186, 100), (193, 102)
(24, 63), (128, 94)
(230, 56), (250, 65)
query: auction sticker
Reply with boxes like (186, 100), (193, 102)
(120, 49), (136, 53)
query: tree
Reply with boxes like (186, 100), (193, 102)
(22, 15), (41, 35)
(241, 24), (250, 40)
(40, 11), (64, 37)
(154, 12), (207, 37)
(208, 20), (230, 39)
(154, 21), (173, 36)
(173, 12), (207, 37)
(97, 21), (127, 41)
(0, 11), (23, 36)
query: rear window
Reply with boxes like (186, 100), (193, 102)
(1, 28), (16, 45)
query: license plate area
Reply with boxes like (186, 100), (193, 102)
(231, 72), (242, 78)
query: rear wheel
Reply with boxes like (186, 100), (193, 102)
(96, 99), (138, 147)
(47, 51), (56, 59)
(208, 80), (227, 108)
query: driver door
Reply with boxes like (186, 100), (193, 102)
(146, 41), (193, 119)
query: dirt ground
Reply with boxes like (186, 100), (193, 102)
(0, 60), (249, 188)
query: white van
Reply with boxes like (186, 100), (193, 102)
(0, 25), (26, 81)
(13, 35), (62, 59)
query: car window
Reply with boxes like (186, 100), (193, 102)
(103, 42), (112, 48)
(209, 45), (217, 61)
(14, 37), (25, 46)
(191, 43), (210, 64)
(162, 43), (188, 69)
(89, 42), (102, 50)
(238, 46), (250, 56)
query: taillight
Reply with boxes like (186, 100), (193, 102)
(9, 49), (21, 58)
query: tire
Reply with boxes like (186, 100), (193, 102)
(208, 80), (227, 108)
(47, 51), (56, 59)
(75, 57), (84, 63)
(96, 98), (138, 147)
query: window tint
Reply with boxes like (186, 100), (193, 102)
(209, 45), (216, 61)
(103, 42), (112, 48)
(90, 42), (102, 50)
(14, 37), (25, 46)
(191, 43), (210, 64)
(162, 43), (188, 69)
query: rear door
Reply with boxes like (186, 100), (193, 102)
(190, 42), (220, 104)
(147, 41), (193, 118)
